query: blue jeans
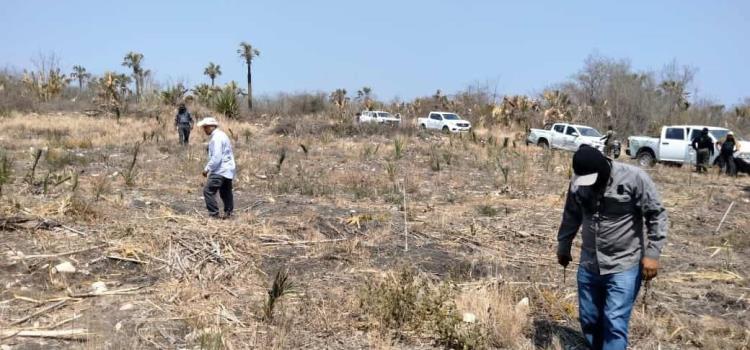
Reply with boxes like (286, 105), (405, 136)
(577, 264), (642, 350)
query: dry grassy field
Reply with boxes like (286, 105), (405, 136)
(0, 112), (748, 349)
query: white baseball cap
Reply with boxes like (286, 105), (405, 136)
(572, 173), (598, 187)
(197, 117), (219, 127)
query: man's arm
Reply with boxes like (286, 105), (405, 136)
(204, 137), (222, 175)
(557, 185), (582, 259)
(637, 171), (668, 260)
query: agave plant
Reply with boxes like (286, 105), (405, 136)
(213, 83), (240, 119)
(192, 83), (216, 105)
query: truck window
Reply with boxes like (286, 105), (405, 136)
(430, 114), (442, 121)
(665, 128), (685, 140)
(553, 125), (565, 133)
(565, 127), (578, 136)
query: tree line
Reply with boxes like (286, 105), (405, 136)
(0, 49), (748, 137)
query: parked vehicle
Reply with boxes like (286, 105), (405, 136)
(526, 123), (605, 152)
(627, 125), (750, 167)
(356, 110), (401, 126)
(417, 111), (471, 133)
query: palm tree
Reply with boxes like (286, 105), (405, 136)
(204, 62), (222, 87)
(238, 42), (260, 110)
(71, 65), (91, 93)
(122, 52), (149, 101)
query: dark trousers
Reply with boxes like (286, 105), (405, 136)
(204, 175), (233, 217)
(178, 125), (191, 145)
(719, 152), (736, 176)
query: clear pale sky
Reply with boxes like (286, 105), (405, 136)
(1, 0), (747, 105)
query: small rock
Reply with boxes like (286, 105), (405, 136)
(53, 261), (76, 274)
(2, 344), (12, 350)
(115, 321), (122, 331)
(91, 281), (108, 294)
(462, 312), (477, 323)
(119, 303), (134, 311)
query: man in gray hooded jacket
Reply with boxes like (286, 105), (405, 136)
(557, 145), (667, 350)
(175, 103), (193, 145)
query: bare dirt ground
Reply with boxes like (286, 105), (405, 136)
(1, 112), (748, 349)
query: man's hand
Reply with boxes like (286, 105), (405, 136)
(642, 257), (659, 280)
(202, 170), (208, 178)
(557, 253), (572, 267)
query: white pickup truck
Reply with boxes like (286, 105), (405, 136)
(356, 110), (401, 126)
(526, 123), (605, 152)
(417, 111), (472, 133)
(627, 125), (750, 167)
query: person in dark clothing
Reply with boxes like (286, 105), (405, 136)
(717, 132), (740, 176)
(600, 126), (616, 157)
(175, 103), (194, 145)
(691, 128), (714, 173)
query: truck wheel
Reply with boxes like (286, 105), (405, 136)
(637, 151), (656, 167)
(538, 139), (549, 149)
(442, 126), (450, 133)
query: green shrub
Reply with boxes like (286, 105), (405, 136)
(213, 85), (240, 119)
(393, 137), (405, 160)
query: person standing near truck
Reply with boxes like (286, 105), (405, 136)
(557, 146), (668, 350)
(691, 128), (714, 173)
(601, 126), (616, 157)
(717, 132), (740, 176)
(175, 103), (194, 145)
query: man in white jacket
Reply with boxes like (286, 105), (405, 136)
(197, 117), (236, 218)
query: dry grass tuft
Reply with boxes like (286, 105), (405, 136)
(455, 285), (533, 349)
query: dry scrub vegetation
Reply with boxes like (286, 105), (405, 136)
(0, 111), (748, 349)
